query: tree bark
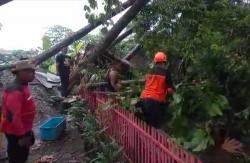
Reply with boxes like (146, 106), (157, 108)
(79, 0), (149, 66)
(123, 44), (141, 60)
(70, 0), (149, 83)
(0, 0), (13, 6)
(112, 28), (133, 46)
(0, 0), (136, 71)
(34, 0), (135, 65)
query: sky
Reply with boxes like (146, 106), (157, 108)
(0, 0), (125, 50)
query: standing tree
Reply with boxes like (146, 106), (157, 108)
(43, 25), (73, 47)
(39, 25), (73, 71)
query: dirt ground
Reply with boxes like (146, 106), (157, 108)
(0, 71), (86, 163)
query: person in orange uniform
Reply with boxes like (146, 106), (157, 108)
(139, 52), (174, 128)
(1, 60), (36, 163)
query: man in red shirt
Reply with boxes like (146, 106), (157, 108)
(1, 60), (36, 163)
(139, 52), (174, 129)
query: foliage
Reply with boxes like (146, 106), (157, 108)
(68, 101), (124, 163)
(84, 0), (122, 33)
(83, 0), (250, 159)
(39, 25), (100, 72)
(43, 25), (73, 46)
(69, 34), (100, 58)
(132, 0), (250, 159)
(112, 37), (137, 57)
(0, 49), (38, 65)
(38, 25), (72, 71)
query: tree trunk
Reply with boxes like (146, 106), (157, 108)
(0, 0), (136, 71)
(34, 0), (135, 65)
(112, 28), (133, 46)
(70, 0), (149, 85)
(79, 0), (149, 66)
(123, 44), (141, 60)
(0, 0), (13, 6)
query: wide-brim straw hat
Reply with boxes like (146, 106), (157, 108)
(11, 60), (36, 73)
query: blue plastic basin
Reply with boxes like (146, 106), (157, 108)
(39, 116), (66, 141)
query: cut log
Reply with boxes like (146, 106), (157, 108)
(0, 0), (136, 71)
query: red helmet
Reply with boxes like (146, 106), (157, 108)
(153, 52), (167, 63)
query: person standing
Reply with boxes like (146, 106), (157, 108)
(1, 60), (36, 163)
(0, 82), (3, 110)
(56, 47), (71, 97)
(139, 52), (174, 129)
(0, 82), (8, 160)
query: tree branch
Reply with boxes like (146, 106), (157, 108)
(69, 0), (149, 85)
(112, 28), (133, 46)
(0, 0), (13, 6)
(0, 0), (136, 71)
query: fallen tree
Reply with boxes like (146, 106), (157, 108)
(123, 44), (141, 60)
(111, 28), (133, 46)
(70, 0), (150, 84)
(68, 43), (142, 92)
(0, 0), (136, 71)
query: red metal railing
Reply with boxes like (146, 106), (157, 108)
(79, 89), (202, 163)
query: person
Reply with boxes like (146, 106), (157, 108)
(1, 59), (36, 163)
(105, 62), (128, 92)
(0, 82), (3, 108)
(0, 82), (7, 160)
(56, 47), (71, 97)
(139, 52), (174, 129)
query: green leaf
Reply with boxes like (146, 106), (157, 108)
(207, 103), (223, 117)
(216, 95), (229, 109)
(42, 36), (52, 50)
(189, 129), (214, 152)
(75, 41), (84, 53)
(173, 93), (182, 104)
(235, 108), (250, 120)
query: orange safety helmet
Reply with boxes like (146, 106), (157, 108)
(153, 52), (167, 63)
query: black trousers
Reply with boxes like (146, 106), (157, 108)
(59, 74), (69, 97)
(5, 134), (30, 163)
(140, 99), (167, 129)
